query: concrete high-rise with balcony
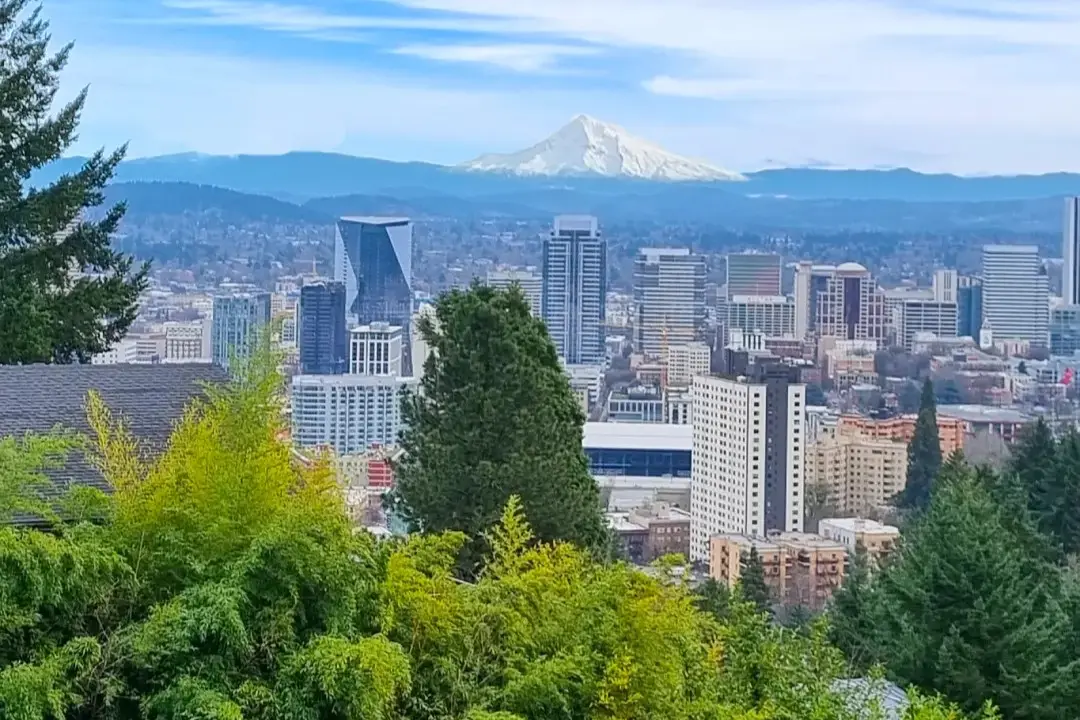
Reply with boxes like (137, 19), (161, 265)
(299, 281), (348, 375)
(486, 267), (543, 317)
(690, 370), (805, 562)
(633, 248), (706, 356)
(666, 343), (711, 387)
(805, 435), (908, 516)
(1064, 198), (1080, 305)
(981, 245), (1049, 346)
(726, 295), (797, 338)
(211, 292), (272, 372)
(542, 215), (606, 364)
(290, 322), (413, 456)
(709, 533), (846, 610)
(726, 252), (782, 298)
(815, 263), (888, 347)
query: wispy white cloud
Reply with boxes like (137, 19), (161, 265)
(58, 0), (1080, 172)
(393, 43), (599, 72)
(157, 0), (525, 34)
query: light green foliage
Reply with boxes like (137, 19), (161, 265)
(0, 349), (985, 720)
(390, 283), (608, 571)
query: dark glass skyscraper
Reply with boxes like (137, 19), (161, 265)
(957, 280), (983, 338)
(299, 281), (348, 375)
(334, 216), (413, 373)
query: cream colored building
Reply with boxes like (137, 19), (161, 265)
(818, 517), (900, 562)
(690, 374), (805, 562)
(805, 435), (908, 515)
(726, 295), (797, 338)
(666, 342), (711, 387)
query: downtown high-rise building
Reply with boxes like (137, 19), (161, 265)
(486, 267), (544, 318)
(981, 245), (1049, 346)
(690, 366), (805, 562)
(542, 215), (606, 364)
(1064, 197), (1080, 305)
(290, 323), (414, 455)
(725, 252), (782, 298)
(211, 292), (272, 373)
(815, 263), (888, 346)
(298, 281), (348, 375)
(633, 247), (706, 356)
(793, 262), (837, 339)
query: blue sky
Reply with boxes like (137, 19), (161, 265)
(46, 0), (1080, 174)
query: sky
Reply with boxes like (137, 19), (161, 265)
(45, 0), (1080, 174)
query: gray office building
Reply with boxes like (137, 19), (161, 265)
(726, 252), (782, 299)
(211, 292), (272, 373)
(1064, 198), (1080, 305)
(542, 215), (607, 364)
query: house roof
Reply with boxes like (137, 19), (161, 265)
(0, 363), (228, 501)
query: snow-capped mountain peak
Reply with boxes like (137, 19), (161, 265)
(460, 114), (744, 182)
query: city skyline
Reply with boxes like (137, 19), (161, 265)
(52, 0), (1080, 175)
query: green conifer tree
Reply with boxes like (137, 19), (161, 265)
(873, 460), (1079, 719)
(739, 547), (772, 615)
(0, 0), (147, 363)
(389, 283), (608, 570)
(1050, 429), (1080, 555)
(828, 546), (882, 672)
(1009, 417), (1060, 543)
(897, 378), (942, 510)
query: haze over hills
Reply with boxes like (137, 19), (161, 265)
(460, 114), (745, 182)
(37, 150), (1080, 205)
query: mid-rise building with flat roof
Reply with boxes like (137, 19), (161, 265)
(818, 517), (900, 561)
(709, 532), (847, 610)
(666, 342), (711, 388)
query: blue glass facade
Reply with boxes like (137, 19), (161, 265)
(336, 219), (412, 328)
(585, 447), (691, 478)
(299, 281), (348, 375)
(958, 283), (983, 337)
(211, 293), (272, 374)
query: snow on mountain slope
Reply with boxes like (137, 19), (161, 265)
(460, 115), (744, 182)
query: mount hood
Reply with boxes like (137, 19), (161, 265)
(461, 114), (744, 182)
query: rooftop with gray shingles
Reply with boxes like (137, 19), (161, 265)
(0, 363), (229, 497)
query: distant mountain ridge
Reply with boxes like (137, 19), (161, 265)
(101, 180), (1065, 234)
(35, 151), (1080, 204)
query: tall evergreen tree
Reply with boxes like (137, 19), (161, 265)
(0, 0), (147, 364)
(1009, 417), (1062, 547)
(873, 460), (1079, 719)
(739, 547), (772, 615)
(1049, 429), (1080, 555)
(897, 377), (942, 510)
(828, 546), (882, 673)
(389, 283), (607, 569)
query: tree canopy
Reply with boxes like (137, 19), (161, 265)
(390, 283), (608, 569)
(0, 348), (988, 719)
(897, 378), (941, 510)
(0, 0), (147, 364)
(831, 456), (1080, 719)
